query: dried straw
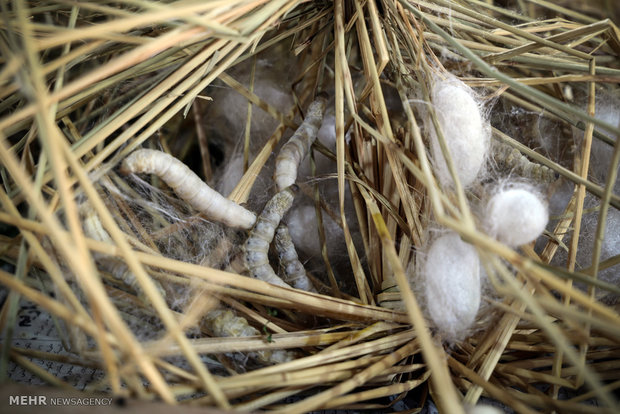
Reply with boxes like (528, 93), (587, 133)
(1, 0), (619, 412)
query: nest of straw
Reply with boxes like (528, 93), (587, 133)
(1, 0), (619, 412)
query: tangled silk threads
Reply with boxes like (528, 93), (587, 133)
(121, 149), (256, 229)
(485, 183), (549, 247)
(421, 232), (481, 342)
(428, 76), (489, 187)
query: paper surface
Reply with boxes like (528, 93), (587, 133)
(0, 287), (104, 389)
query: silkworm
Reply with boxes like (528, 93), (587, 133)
(274, 93), (328, 191)
(274, 223), (317, 292)
(243, 186), (297, 288)
(493, 142), (557, 184)
(82, 203), (114, 244)
(202, 307), (294, 364)
(121, 149), (256, 229)
(100, 260), (167, 305)
(377, 276), (404, 311)
(81, 203), (166, 303)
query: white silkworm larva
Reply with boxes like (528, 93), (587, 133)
(274, 223), (317, 292)
(493, 142), (557, 184)
(202, 307), (294, 364)
(121, 149), (256, 229)
(100, 260), (167, 304)
(274, 93), (328, 191)
(81, 203), (166, 302)
(377, 276), (404, 311)
(243, 186), (297, 288)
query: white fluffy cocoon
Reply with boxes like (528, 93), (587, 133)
(485, 182), (548, 247)
(550, 192), (620, 302)
(589, 90), (620, 194)
(286, 204), (344, 259)
(428, 76), (489, 188)
(466, 405), (504, 414)
(421, 232), (481, 342)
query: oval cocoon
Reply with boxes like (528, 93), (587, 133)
(429, 78), (488, 187)
(486, 186), (548, 246)
(468, 405), (504, 414)
(423, 232), (481, 342)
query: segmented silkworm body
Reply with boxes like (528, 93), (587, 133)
(493, 142), (557, 184)
(244, 186), (297, 288)
(377, 276), (404, 311)
(274, 224), (317, 292)
(274, 94), (328, 191)
(82, 204), (113, 244)
(202, 307), (294, 364)
(121, 149), (256, 229)
(81, 204), (166, 302)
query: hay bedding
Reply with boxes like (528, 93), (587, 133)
(0, 0), (619, 412)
